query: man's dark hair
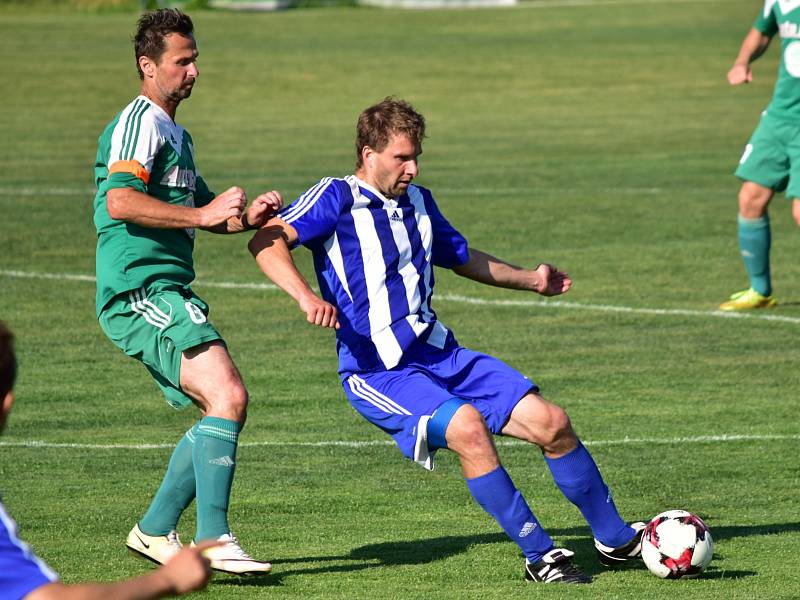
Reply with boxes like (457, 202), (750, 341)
(0, 322), (17, 399)
(134, 8), (194, 80)
(355, 97), (426, 169)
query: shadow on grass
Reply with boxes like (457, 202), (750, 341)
(213, 522), (796, 587)
(213, 532), (508, 587)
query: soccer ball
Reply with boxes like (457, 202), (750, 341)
(641, 510), (713, 579)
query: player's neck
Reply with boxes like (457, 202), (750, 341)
(354, 171), (395, 200)
(141, 87), (179, 121)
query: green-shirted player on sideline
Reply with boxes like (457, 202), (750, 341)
(93, 9), (282, 575)
(722, 0), (800, 311)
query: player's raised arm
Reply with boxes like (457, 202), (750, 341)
(203, 189), (284, 234)
(728, 27), (772, 85)
(248, 217), (339, 329)
(452, 248), (572, 297)
(106, 185), (246, 230)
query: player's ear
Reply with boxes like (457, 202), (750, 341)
(362, 146), (375, 168)
(139, 55), (156, 79)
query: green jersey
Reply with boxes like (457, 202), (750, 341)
(756, 0), (800, 120)
(93, 95), (215, 315)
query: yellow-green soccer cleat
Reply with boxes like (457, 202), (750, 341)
(719, 288), (777, 311)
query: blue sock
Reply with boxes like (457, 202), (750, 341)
(738, 214), (772, 296)
(139, 425), (197, 536)
(545, 443), (633, 548)
(466, 466), (553, 563)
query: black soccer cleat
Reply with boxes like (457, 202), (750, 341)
(594, 522), (646, 568)
(524, 548), (592, 584)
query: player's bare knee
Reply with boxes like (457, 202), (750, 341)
(447, 407), (493, 457)
(204, 381), (248, 422)
(738, 186), (771, 217)
(537, 406), (575, 450)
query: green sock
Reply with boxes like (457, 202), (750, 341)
(193, 416), (240, 541)
(738, 214), (772, 296)
(139, 425), (198, 536)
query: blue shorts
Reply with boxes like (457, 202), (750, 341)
(341, 338), (537, 470)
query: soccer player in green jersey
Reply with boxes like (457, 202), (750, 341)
(93, 9), (280, 574)
(721, 0), (800, 311)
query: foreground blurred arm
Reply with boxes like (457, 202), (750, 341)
(453, 248), (572, 297)
(26, 542), (218, 600)
(248, 217), (339, 329)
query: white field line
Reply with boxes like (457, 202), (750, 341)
(518, 0), (732, 9)
(3, 268), (800, 325)
(0, 433), (796, 451)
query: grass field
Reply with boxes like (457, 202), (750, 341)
(1, 0), (799, 598)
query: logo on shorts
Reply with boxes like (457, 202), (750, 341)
(209, 455), (235, 467)
(519, 522), (538, 538)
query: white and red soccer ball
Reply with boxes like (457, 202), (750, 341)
(641, 510), (714, 579)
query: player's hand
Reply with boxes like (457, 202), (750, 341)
(199, 186), (246, 228)
(299, 292), (339, 329)
(157, 540), (220, 595)
(727, 64), (752, 85)
(245, 191), (284, 230)
(532, 263), (572, 297)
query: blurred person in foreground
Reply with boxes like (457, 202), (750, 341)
(92, 8), (280, 574)
(721, 1), (800, 310)
(248, 97), (645, 584)
(0, 321), (219, 599)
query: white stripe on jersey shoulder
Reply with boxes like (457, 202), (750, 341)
(281, 177), (338, 224)
(766, 0), (777, 18)
(109, 97), (150, 164)
(0, 502), (59, 582)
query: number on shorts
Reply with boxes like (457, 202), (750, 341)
(184, 301), (207, 324)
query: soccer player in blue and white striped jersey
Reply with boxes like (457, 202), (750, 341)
(249, 98), (644, 584)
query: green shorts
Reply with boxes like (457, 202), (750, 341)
(98, 283), (223, 409)
(735, 111), (800, 199)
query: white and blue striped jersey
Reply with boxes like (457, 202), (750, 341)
(280, 175), (470, 374)
(0, 500), (59, 598)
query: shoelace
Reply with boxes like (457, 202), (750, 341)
(166, 530), (182, 550)
(221, 534), (254, 559)
(553, 560), (589, 582)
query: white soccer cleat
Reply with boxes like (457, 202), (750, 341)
(126, 524), (183, 565)
(194, 532), (272, 575)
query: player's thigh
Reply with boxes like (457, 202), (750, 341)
(430, 346), (537, 435)
(180, 340), (247, 412)
(98, 285), (222, 409)
(783, 126), (800, 201)
(735, 114), (791, 193)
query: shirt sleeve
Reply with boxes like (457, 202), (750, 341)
(0, 502), (59, 599)
(278, 178), (343, 248)
(420, 188), (470, 268)
(186, 134), (215, 207)
(194, 175), (215, 208)
(754, 1), (778, 36)
(106, 105), (163, 192)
